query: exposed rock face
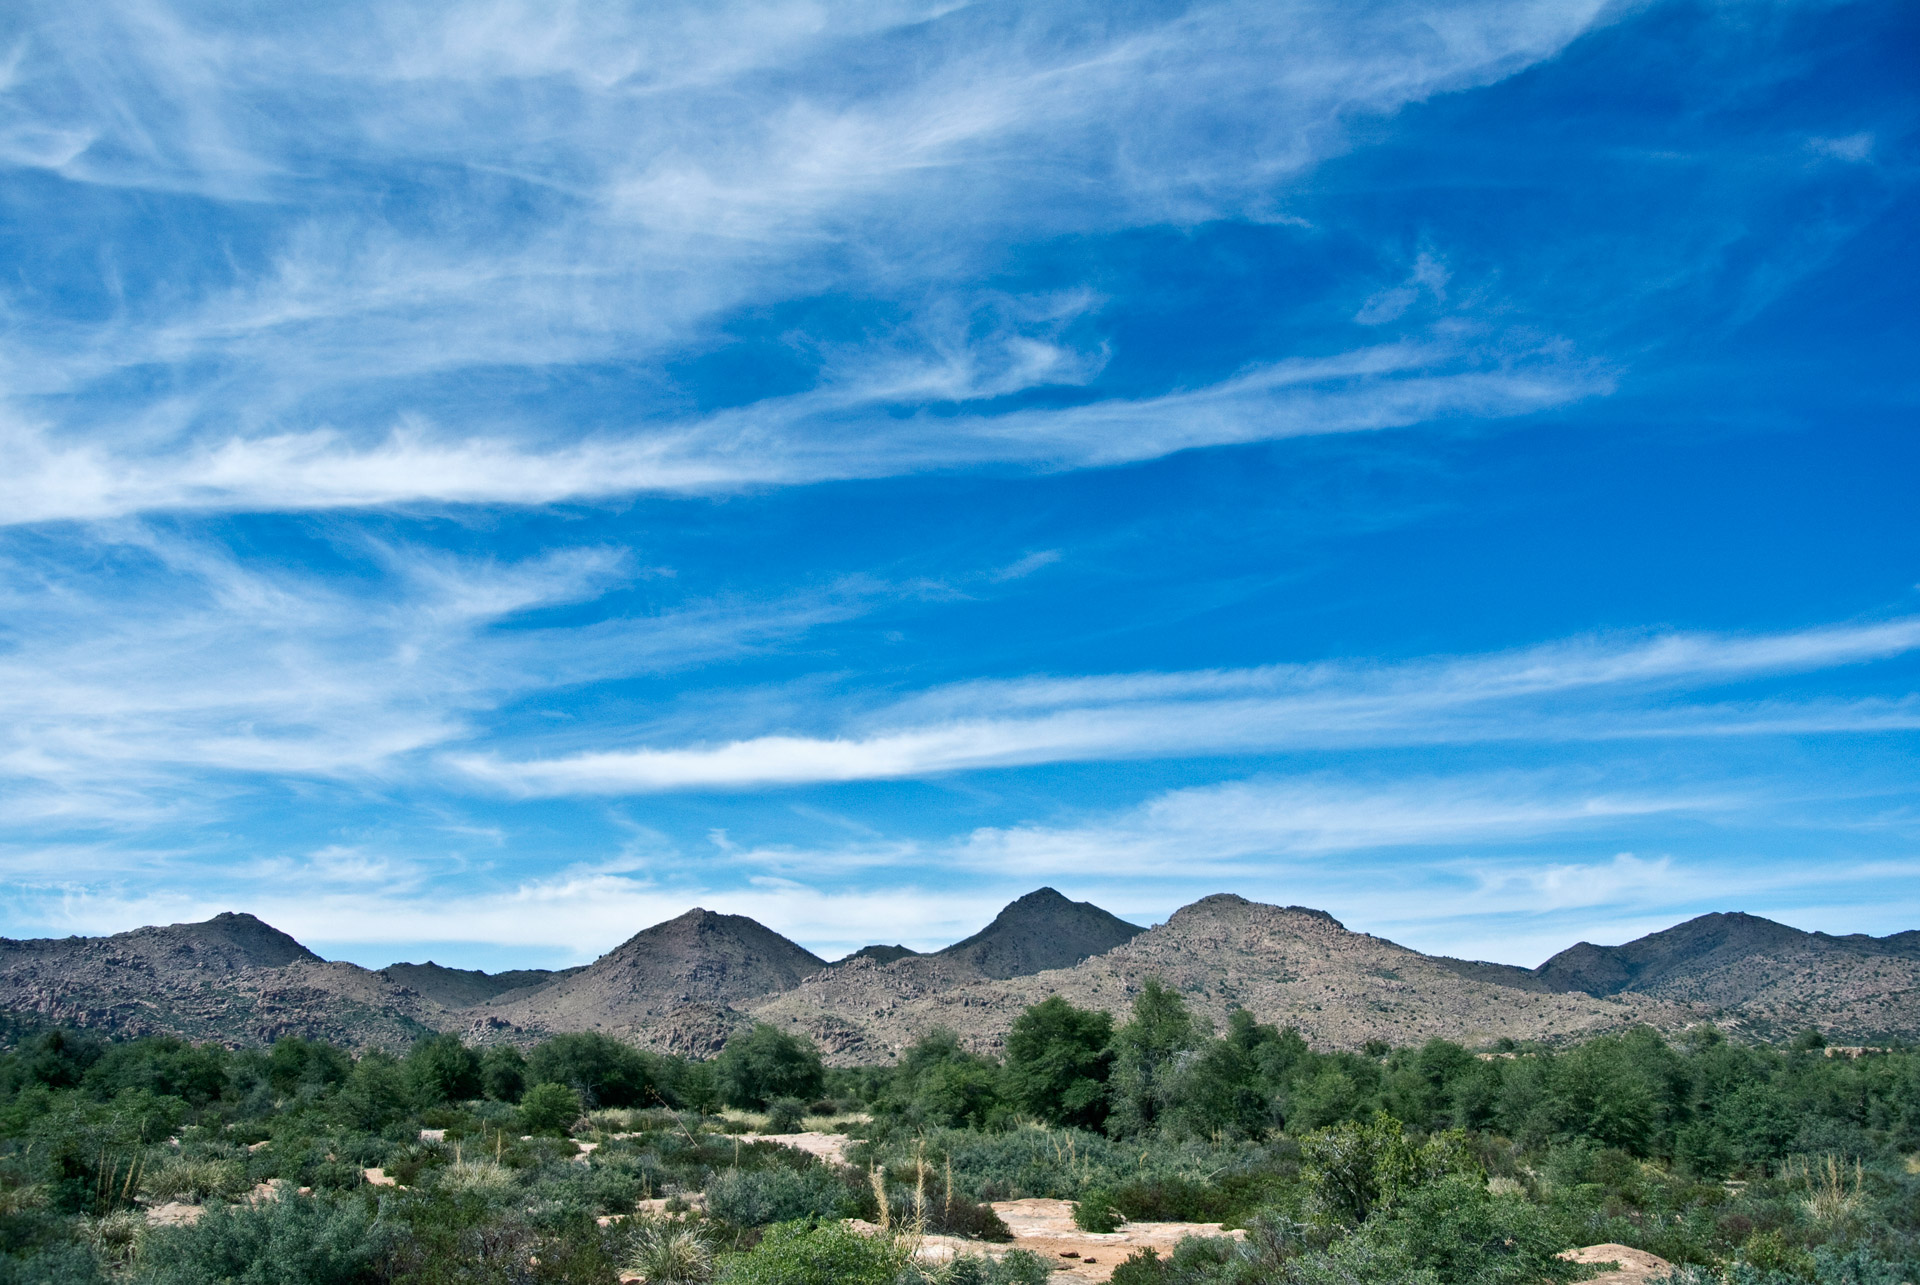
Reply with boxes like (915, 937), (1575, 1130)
(474, 908), (827, 1048)
(377, 961), (582, 1009)
(931, 887), (1145, 979)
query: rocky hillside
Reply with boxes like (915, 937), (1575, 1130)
(6, 896), (1916, 1056)
(931, 887), (1144, 979)
(377, 961), (583, 1009)
(752, 895), (1688, 1064)
(0, 913), (441, 1049)
(472, 909), (828, 1055)
(1528, 912), (1920, 1042)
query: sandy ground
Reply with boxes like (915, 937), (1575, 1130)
(986, 1198), (1241, 1282)
(755, 1130), (855, 1166)
(143, 1201), (205, 1227)
(1562, 1243), (1677, 1285)
(844, 1199), (1242, 1283)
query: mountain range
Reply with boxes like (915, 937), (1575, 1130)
(3, 889), (1915, 1059)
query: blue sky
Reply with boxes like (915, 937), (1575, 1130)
(1, 0), (1915, 971)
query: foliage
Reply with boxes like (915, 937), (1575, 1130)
(520, 1081), (584, 1135)
(704, 1165), (851, 1228)
(713, 1027), (825, 1111)
(762, 1098), (805, 1134)
(1108, 978), (1207, 1138)
(134, 1190), (384, 1285)
(1003, 997), (1113, 1133)
(404, 1036), (481, 1105)
(626, 1219), (714, 1284)
(876, 1030), (1006, 1131)
(1297, 1112), (1478, 1224)
(713, 1221), (908, 1285)
(477, 1045), (526, 1104)
(912, 1249), (1053, 1285)
(526, 1032), (679, 1109)
(6, 1013), (1920, 1285)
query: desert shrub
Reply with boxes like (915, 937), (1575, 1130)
(404, 1036), (482, 1105)
(714, 1221), (907, 1285)
(520, 1082), (584, 1135)
(705, 1165), (851, 1227)
(876, 1031), (1008, 1131)
(922, 1249), (1053, 1285)
(714, 1027), (825, 1111)
(328, 1053), (413, 1133)
(926, 1192), (1013, 1242)
(478, 1045), (526, 1104)
(1108, 979), (1206, 1138)
(134, 1190), (384, 1285)
(1104, 1237), (1246, 1285)
(1355, 1174), (1583, 1285)
(0, 1240), (106, 1285)
(1073, 1190), (1124, 1232)
(84, 1039), (230, 1108)
(1003, 997), (1115, 1133)
(763, 1098), (805, 1134)
(1297, 1113), (1478, 1225)
(527, 1032), (682, 1110)
(265, 1038), (352, 1099)
(434, 1159), (515, 1195)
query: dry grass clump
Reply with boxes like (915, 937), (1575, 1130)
(625, 1220), (713, 1283)
(140, 1157), (248, 1203)
(437, 1159), (516, 1194)
(84, 1209), (146, 1268)
(1784, 1153), (1863, 1224)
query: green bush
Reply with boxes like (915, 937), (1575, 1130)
(478, 1045), (526, 1103)
(527, 1032), (678, 1110)
(519, 1081), (584, 1135)
(134, 1190), (383, 1285)
(1073, 1189), (1123, 1232)
(714, 1027), (826, 1111)
(0, 1241), (106, 1285)
(714, 1221), (908, 1285)
(705, 1166), (851, 1227)
(763, 1098), (806, 1134)
(925, 1249), (1053, 1285)
(404, 1035), (481, 1105)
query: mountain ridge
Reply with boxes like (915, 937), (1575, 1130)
(5, 896), (1916, 1056)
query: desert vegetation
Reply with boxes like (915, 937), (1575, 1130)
(3, 987), (1918, 1285)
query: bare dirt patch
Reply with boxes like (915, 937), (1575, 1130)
(756, 1131), (854, 1166)
(1561, 1242), (1676, 1285)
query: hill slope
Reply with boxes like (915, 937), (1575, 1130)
(377, 961), (583, 1009)
(1530, 912), (1920, 1041)
(0, 914), (440, 1049)
(477, 909), (827, 1055)
(8, 899), (1917, 1056)
(932, 887), (1144, 979)
(752, 894), (1687, 1063)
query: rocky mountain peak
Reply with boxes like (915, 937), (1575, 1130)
(131, 911), (322, 971)
(933, 886), (1144, 979)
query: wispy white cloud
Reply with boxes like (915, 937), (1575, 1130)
(0, 0), (1618, 521)
(0, 524), (887, 819)
(0, 333), (1603, 523)
(457, 616), (1920, 793)
(949, 778), (1727, 878)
